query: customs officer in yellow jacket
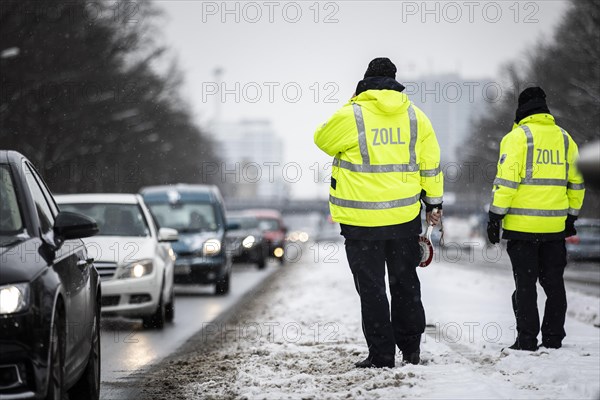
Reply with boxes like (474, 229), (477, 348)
(487, 87), (585, 351)
(314, 58), (443, 368)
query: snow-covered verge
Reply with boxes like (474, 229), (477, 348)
(139, 241), (600, 400)
(567, 291), (600, 327)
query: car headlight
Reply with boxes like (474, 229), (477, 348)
(116, 260), (154, 279)
(242, 235), (256, 249)
(0, 283), (30, 315)
(203, 239), (222, 256)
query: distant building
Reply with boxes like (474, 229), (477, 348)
(406, 74), (493, 163)
(211, 119), (289, 202)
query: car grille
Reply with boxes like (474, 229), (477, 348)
(101, 295), (120, 307)
(94, 261), (118, 280)
(226, 239), (239, 248)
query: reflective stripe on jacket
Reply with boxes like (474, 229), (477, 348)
(314, 90), (443, 227)
(490, 113), (585, 233)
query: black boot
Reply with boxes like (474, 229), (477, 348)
(541, 337), (562, 349)
(354, 357), (394, 369)
(506, 339), (538, 351)
(402, 350), (420, 365)
(399, 335), (421, 365)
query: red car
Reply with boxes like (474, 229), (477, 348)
(244, 209), (287, 265)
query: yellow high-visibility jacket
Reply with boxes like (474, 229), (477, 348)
(490, 113), (585, 233)
(314, 90), (443, 227)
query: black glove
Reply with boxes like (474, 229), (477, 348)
(487, 219), (501, 244)
(565, 214), (577, 238)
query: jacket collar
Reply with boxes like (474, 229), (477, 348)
(515, 113), (556, 127)
(355, 76), (405, 96)
(352, 90), (410, 114)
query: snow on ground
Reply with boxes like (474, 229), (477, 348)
(141, 241), (600, 400)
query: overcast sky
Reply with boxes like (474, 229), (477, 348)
(157, 0), (569, 198)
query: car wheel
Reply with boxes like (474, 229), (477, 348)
(165, 288), (175, 323)
(45, 309), (65, 400)
(68, 304), (100, 400)
(142, 283), (166, 329)
(215, 272), (230, 295)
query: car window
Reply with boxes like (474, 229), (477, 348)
(146, 202), (218, 233)
(0, 164), (24, 235)
(26, 163), (59, 216)
(23, 163), (55, 234)
(60, 203), (150, 237)
(258, 218), (280, 231)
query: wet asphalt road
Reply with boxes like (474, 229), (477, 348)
(99, 262), (280, 400)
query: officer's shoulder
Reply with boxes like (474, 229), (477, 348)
(556, 124), (574, 139)
(502, 126), (527, 143)
(333, 101), (357, 117)
(410, 104), (433, 124)
(557, 126), (580, 149)
(410, 103), (427, 117)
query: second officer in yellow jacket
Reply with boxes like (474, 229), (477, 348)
(487, 87), (585, 351)
(314, 58), (443, 368)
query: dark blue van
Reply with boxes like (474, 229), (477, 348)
(140, 184), (231, 295)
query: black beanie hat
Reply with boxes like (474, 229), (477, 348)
(364, 58), (397, 79)
(515, 86), (550, 123)
(518, 87), (546, 106)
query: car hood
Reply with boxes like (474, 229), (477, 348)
(171, 231), (222, 254)
(0, 237), (47, 285)
(81, 236), (156, 264)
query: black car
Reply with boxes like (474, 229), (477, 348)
(225, 213), (269, 270)
(140, 184), (233, 295)
(0, 151), (100, 399)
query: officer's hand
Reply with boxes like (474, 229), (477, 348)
(426, 209), (442, 226)
(487, 219), (501, 244)
(565, 214), (577, 238)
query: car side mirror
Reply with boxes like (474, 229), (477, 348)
(226, 222), (240, 231)
(54, 211), (99, 240)
(158, 227), (179, 242)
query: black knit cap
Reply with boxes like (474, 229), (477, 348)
(364, 57), (397, 79)
(515, 86), (550, 123)
(518, 86), (546, 106)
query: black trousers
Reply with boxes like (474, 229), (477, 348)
(345, 236), (425, 364)
(507, 239), (567, 347)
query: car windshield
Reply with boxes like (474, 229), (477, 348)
(0, 164), (25, 245)
(147, 202), (218, 233)
(258, 218), (280, 231)
(228, 216), (259, 230)
(60, 203), (150, 237)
